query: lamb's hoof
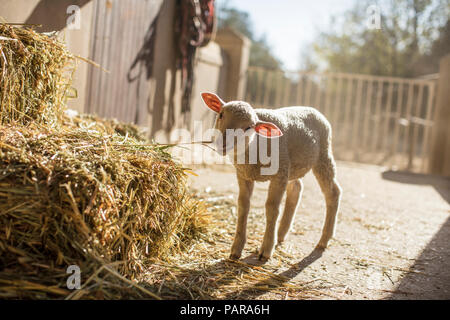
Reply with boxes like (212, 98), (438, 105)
(229, 253), (241, 260)
(258, 253), (270, 262)
(315, 241), (328, 251)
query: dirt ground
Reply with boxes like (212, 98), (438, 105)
(145, 161), (450, 300)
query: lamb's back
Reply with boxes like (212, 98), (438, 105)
(255, 106), (331, 177)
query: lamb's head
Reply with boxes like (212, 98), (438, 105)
(201, 92), (282, 155)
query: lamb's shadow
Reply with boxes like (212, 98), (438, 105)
(140, 248), (323, 299)
(222, 248), (323, 299)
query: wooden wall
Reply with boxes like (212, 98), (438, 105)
(85, 0), (162, 126)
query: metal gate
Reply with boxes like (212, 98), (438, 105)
(85, 0), (161, 125)
(245, 67), (438, 173)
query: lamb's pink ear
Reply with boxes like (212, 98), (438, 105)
(201, 92), (224, 113)
(254, 121), (283, 138)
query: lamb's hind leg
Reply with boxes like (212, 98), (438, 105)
(277, 179), (303, 245)
(313, 153), (342, 249)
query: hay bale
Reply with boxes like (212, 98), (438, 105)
(0, 123), (208, 299)
(0, 25), (208, 299)
(0, 24), (75, 126)
(63, 110), (150, 142)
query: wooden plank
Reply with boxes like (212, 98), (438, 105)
(87, 0), (105, 114)
(245, 70), (251, 102)
(323, 76), (332, 119)
(85, 0), (99, 113)
(420, 83), (436, 172)
(247, 70), (254, 102)
(112, 0), (130, 122)
(259, 69), (266, 106)
(370, 80), (384, 153)
(391, 82), (404, 158)
(402, 83), (415, 159)
(343, 77), (354, 150)
(263, 70), (272, 107)
(351, 78), (364, 159)
(97, 0), (115, 118)
(275, 71), (283, 107)
(295, 69), (436, 86)
(331, 75), (343, 133)
(129, 0), (147, 124)
(282, 75), (292, 107)
(109, 0), (122, 119)
(381, 81), (394, 152)
(313, 75), (324, 111)
(244, 70), (250, 101)
(408, 83), (424, 170)
(252, 71), (258, 103)
(251, 70), (258, 102)
(122, 0), (141, 123)
(135, 0), (154, 125)
(296, 73), (304, 106)
(247, 66), (436, 86)
(261, 70), (269, 106)
(254, 69), (263, 105)
(361, 79), (374, 153)
(107, 0), (125, 119)
(304, 75), (313, 106)
(91, 0), (106, 115)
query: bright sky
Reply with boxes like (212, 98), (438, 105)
(216, 0), (356, 70)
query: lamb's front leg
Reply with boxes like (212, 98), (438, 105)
(259, 178), (288, 261)
(230, 176), (254, 260)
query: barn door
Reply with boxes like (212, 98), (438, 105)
(86, 0), (162, 125)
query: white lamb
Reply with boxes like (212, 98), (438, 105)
(201, 92), (342, 261)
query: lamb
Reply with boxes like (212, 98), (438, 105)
(200, 92), (342, 261)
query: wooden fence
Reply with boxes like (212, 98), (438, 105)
(245, 67), (438, 173)
(86, 0), (161, 126)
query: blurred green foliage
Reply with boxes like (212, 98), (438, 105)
(217, 0), (449, 77)
(313, 0), (450, 76)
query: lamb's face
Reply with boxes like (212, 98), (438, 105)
(201, 92), (283, 156)
(213, 102), (258, 155)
